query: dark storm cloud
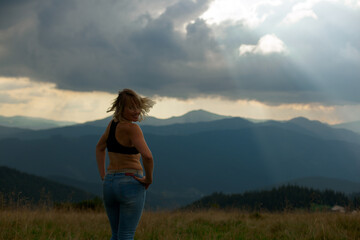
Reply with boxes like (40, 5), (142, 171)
(0, 0), (36, 30)
(0, 0), (359, 105)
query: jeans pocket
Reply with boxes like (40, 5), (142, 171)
(130, 175), (146, 187)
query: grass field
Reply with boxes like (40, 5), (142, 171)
(1, 208), (360, 240)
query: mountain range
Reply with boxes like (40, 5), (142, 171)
(84, 109), (231, 127)
(1, 110), (359, 134)
(0, 115), (76, 130)
(0, 110), (360, 209)
(0, 110), (229, 140)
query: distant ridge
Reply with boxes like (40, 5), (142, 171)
(0, 166), (94, 204)
(141, 110), (231, 126)
(84, 109), (231, 127)
(333, 120), (360, 134)
(0, 115), (76, 130)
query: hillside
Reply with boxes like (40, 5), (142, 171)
(0, 125), (33, 139)
(0, 124), (104, 140)
(0, 166), (94, 204)
(275, 176), (360, 194)
(260, 117), (360, 144)
(185, 185), (354, 211)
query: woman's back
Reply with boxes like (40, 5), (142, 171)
(106, 120), (142, 170)
(114, 121), (134, 147)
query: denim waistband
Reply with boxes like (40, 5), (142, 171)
(107, 169), (143, 176)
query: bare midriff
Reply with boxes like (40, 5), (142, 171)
(107, 152), (143, 171)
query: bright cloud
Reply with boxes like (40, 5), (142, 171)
(343, 0), (360, 8)
(0, 77), (114, 123)
(282, 0), (360, 24)
(201, 0), (282, 27)
(239, 34), (287, 55)
(282, 0), (320, 24)
(283, 9), (318, 24)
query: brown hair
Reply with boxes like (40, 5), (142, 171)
(107, 89), (155, 122)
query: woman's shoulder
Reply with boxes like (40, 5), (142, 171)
(124, 123), (143, 137)
(128, 122), (142, 131)
(117, 121), (141, 131)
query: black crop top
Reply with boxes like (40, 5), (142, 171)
(106, 120), (139, 154)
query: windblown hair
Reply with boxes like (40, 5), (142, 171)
(107, 89), (155, 122)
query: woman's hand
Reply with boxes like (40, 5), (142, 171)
(134, 175), (152, 190)
(129, 124), (154, 189)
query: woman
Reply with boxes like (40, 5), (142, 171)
(96, 89), (155, 240)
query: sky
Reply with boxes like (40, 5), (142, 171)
(0, 0), (359, 124)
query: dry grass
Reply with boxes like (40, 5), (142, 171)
(1, 208), (360, 240)
(137, 210), (360, 240)
(0, 208), (109, 240)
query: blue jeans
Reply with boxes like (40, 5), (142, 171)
(103, 173), (146, 240)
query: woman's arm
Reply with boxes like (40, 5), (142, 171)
(95, 122), (111, 181)
(130, 124), (154, 189)
(96, 134), (107, 181)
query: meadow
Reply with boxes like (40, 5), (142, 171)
(1, 207), (360, 240)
